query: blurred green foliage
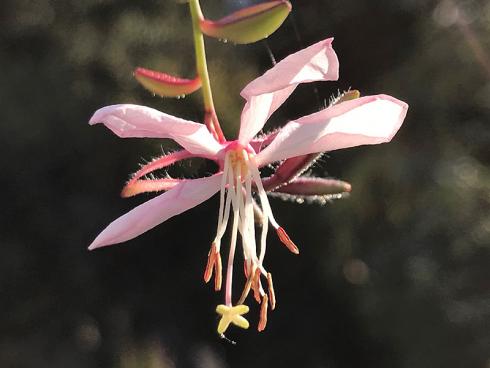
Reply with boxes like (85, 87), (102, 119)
(1, 0), (489, 367)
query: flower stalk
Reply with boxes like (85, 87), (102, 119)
(189, 0), (225, 143)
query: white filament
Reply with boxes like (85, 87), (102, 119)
(215, 149), (282, 305)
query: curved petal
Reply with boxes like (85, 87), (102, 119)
(238, 38), (339, 144)
(88, 174), (222, 250)
(89, 104), (222, 156)
(256, 95), (408, 166)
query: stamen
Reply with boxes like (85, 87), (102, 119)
(258, 294), (269, 332)
(249, 157), (280, 229)
(258, 199), (269, 264)
(267, 272), (276, 310)
(276, 227), (300, 254)
(239, 171), (256, 263)
(252, 267), (262, 303)
(224, 164), (242, 306)
(217, 154), (231, 226)
(237, 187), (250, 259)
(238, 276), (253, 305)
(214, 251), (222, 291)
(214, 160), (233, 251)
(243, 260), (250, 278)
(246, 158), (270, 264)
(252, 199), (265, 226)
(203, 243), (216, 283)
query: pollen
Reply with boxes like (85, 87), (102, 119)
(227, 148), (250, 176)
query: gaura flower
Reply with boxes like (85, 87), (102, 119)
(88, 38), (408, 335)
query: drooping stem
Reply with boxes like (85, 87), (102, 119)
(188, 0), (226, 143)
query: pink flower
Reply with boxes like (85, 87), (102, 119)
(88, 38), (408, 334)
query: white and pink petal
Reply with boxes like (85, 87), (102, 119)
(256, 95), (408, 166)
(238, 38), (339, 144)
(88, 174), (223, 250)
(89, 104), (222, 157)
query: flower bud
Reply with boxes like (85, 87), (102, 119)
(200, 0), (291, 44)
(134, 67), (201, 97)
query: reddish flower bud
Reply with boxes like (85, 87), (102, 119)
(200, 1), (291, 44)
(134, 67), (201, 97)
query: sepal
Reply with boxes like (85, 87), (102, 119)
(268, 177), (351, 205)
(274, 177), (351, 196)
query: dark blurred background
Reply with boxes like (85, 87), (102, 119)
(1, 0), (489, 367)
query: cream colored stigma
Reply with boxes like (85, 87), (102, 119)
(203, 144), (298, 334)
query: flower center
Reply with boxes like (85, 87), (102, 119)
(227, 148), (249, 177)
(203, 141), (299, 334)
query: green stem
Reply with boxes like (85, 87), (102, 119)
(189, 0), (225, 143)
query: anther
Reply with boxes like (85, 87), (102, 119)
(267, 272), (276, 310)
(276, 227), (300, 254)
(238, 277), (252, 305)
(203, 243), (216, 283)
(252, 267), (262, 303)
(214, 251), (222, 291)
(258, 294), (269, 332)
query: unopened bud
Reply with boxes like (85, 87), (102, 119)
(200, 1), (291, 44)
(134, 67), (201, 97)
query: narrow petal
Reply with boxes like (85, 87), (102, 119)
(88, 174), (222, 250)
(238, 38), (339, 144)
(256, 95), (408, 166)
(89, 104), (222, 156)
